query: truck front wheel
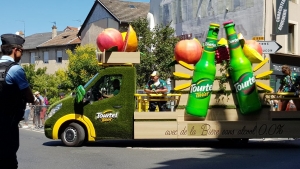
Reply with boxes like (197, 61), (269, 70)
(61, 122), (85, 147)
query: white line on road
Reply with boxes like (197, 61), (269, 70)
(129, 147), (214, 150)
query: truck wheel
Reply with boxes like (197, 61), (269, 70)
(61, 122), (85, 147)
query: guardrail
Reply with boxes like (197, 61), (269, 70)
(22, 105), (50, 129)
(264, 92), (300, 100)
(264, 92), (300, 111)
(134, 93), (182, 112)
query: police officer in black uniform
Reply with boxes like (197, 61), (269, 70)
(0, 34), (34, 168)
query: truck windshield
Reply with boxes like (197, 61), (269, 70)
(83, 73), (99, 88)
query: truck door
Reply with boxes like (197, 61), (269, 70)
(82, 74), (131, 139)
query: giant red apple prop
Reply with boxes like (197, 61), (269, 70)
(245, 40), (263, 55)
(174, 39), (203, 64)
(96, 28), (124, 52)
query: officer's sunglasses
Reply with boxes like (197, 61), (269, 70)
(16, 48), (23, 53)
(13, 47), (23, 53)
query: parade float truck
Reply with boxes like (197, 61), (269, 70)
(44, 51), (300, 147)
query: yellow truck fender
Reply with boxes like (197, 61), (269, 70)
(52, 114), (96, 141)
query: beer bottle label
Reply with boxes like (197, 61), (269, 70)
(203, 38), (217, 52)
(234, 72), (256, 95)
(227, 34), (240, 49)
(189, 78), (213, 99)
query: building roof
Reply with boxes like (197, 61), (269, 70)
(23, 31), (62, 50)
(78, 0), (149, 36)
(38, 27), (80, 48)
(99, 0), (150, 23)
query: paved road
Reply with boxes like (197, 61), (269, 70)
(18, 128), (300, 169)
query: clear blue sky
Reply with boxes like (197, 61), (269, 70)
(0, 0), (149, 38)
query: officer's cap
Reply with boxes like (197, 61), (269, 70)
(1, 34), (25, 46)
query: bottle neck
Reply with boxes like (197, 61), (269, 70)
(224, 24), (243, 59)
(201, 27), (219, 63)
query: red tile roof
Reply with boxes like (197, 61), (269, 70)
(38, 27), (80, 47)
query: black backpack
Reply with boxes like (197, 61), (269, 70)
(0, 61), (18, 92)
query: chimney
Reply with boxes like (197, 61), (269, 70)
(16, 31), (25, 38)
(52, 25), (57, 39)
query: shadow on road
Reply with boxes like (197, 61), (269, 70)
(43, 139), (300, 149)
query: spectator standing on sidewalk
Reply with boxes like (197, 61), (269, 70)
(32, 95), (41, 128)
(22, 103), (31, 128)
(34, 91), (46, 128)
(0, 34), (34, 169)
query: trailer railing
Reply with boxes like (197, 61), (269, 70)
(264, 92), (300, 111)
(134, 93), (181, 112)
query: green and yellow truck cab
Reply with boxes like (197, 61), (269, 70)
(44, 64), (137, 146)
(45, 51), (300, 147)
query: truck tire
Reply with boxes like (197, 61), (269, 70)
(61, 122), (85, 147)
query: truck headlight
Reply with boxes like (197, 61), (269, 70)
(48, 103), (62, 118)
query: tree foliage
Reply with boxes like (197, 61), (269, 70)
(66, 44), (100, 88)
(23, 64), (47, 88)
(131, 18), (179, 88)
(23, 64), (65, 104)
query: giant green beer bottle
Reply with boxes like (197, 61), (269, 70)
(185, 23), (220, 117)
(223, 20), (261, 114)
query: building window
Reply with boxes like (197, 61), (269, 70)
(44, 51), (49, 63)
(172, 1), (177, 24)
(178, 0), (183, 23)
(30, 52), (35, 64)
(192, 0), (199, 18)
(288, 24), (295, 54)
(163, 4), (170, 26)
(200, 0), (208, 18)
(181, 0), (187, 21)
(289, 0), (298, 4)
(57, 50), (62, 63)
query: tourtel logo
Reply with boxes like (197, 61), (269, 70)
(95, 110), (118, 122)
(228, 34), (240, 49)
(204, 40), (217, 52)
(204, 42), (217, 48)
(228, 38), (239, 44)
(234, 72), (256, 95)
(190, 78), (213, 99)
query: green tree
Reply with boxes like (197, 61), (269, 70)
(23, 64), (47, 89)
(23, 64), (36, 88)
(56, 69), (73, 91)
(131, 18), (179, 88)
(23, 64), (61, 104)
(66, 44), (100, 88)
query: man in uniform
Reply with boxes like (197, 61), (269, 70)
(0, 34), (34, 168)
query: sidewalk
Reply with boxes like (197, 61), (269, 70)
(19, 118), (44, 132)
